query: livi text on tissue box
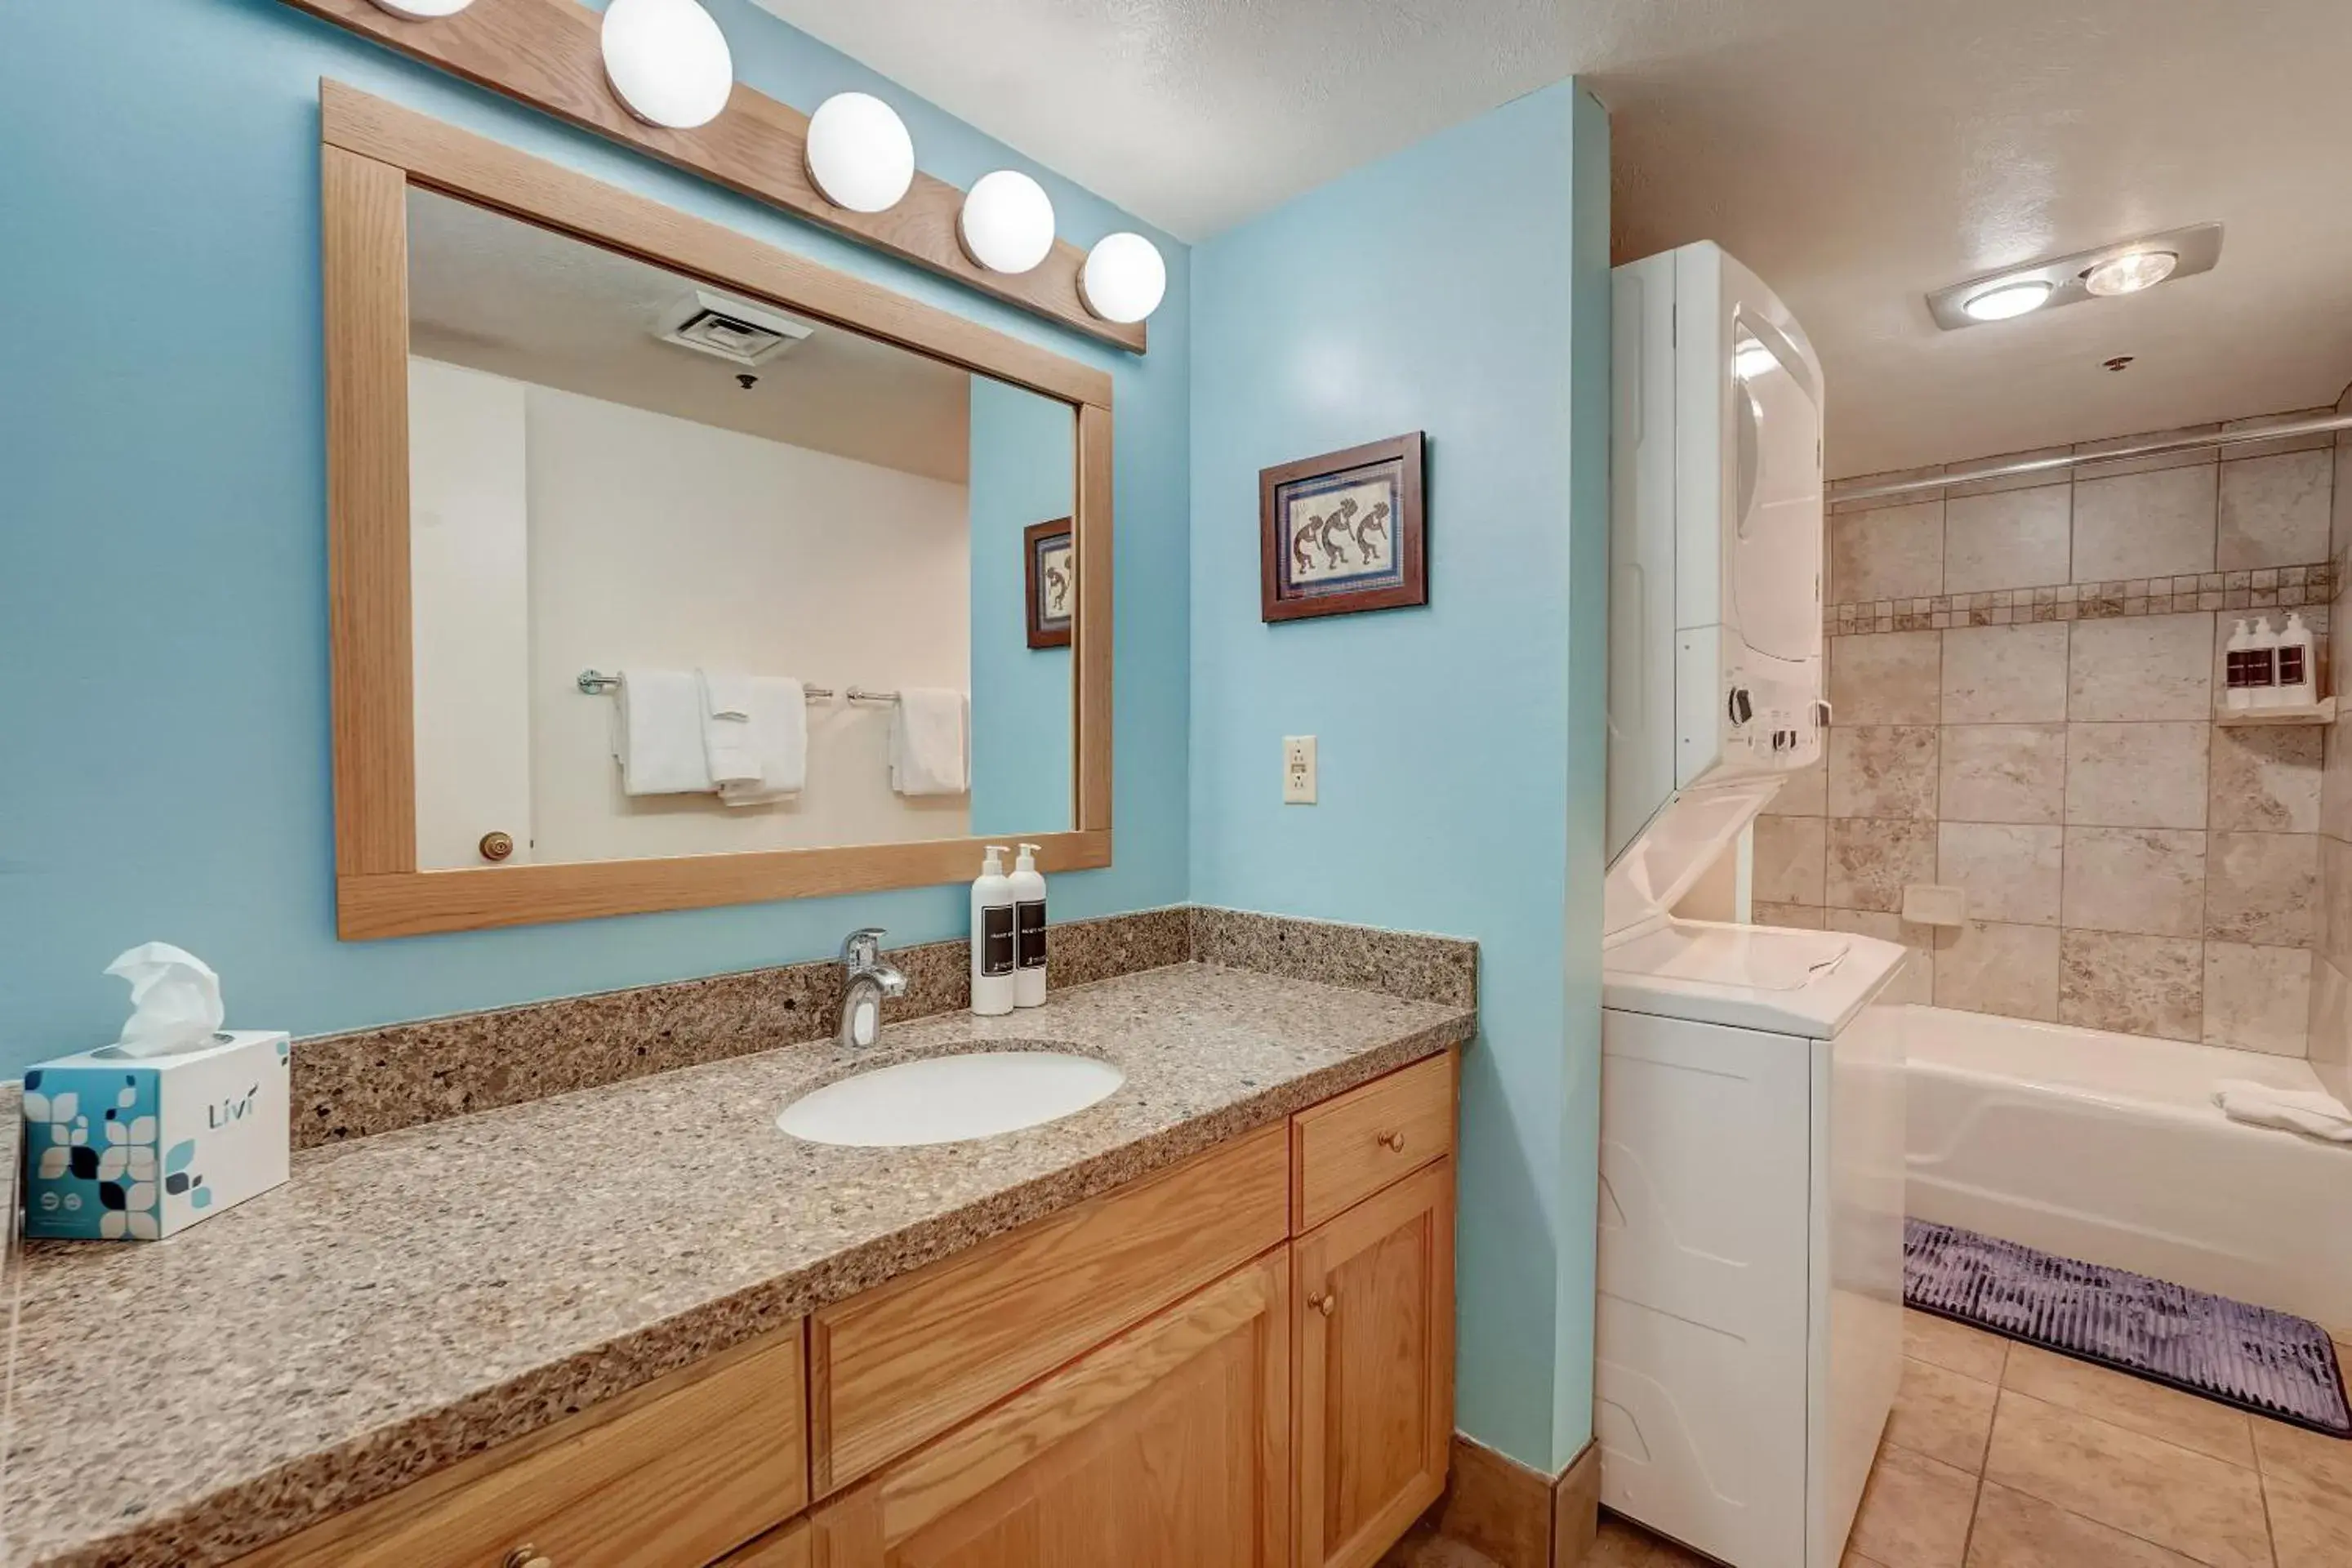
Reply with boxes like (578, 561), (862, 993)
(24, 1031), (292, 1241)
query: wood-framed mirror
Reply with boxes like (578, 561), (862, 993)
(320, 83), (1111, 940)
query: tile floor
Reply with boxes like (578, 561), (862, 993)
(1386, 1308), (2352, 1568)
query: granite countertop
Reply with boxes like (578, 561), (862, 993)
(4, 961), (1472, 1568)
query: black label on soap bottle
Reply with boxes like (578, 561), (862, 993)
(982, 905), (1018, 976)
(1017, 900), (1047, 971)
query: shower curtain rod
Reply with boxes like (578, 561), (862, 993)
(1831, 412), (2352, 504)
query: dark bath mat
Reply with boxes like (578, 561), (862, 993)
(1904, 1218), (2350, 1438)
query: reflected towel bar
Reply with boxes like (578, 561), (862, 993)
(575, 669), (839, 700)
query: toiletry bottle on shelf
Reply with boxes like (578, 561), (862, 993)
(1010, 842), (1048, 1009)
(971, 844), (1017, 1016)
(2225, 619), (2258, 711)
(2276, 612), (2317, 710)
(2249, 617), (2283, 708)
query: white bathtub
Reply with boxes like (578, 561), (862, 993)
(1904, 1006), (2352, 1332)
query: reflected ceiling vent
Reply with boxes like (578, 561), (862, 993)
(1926, 222), (2223, 332)
(655, 289), (813, 367)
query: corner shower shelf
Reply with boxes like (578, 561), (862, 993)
(2216, 697), (2334, 727)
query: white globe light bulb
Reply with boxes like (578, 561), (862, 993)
(367, 0), (475, 16)
(959, 171), (1056, 275)
(1080, 232), (1166, 324)
(602, 0), (734, 131)
(805, 92), (915, 214)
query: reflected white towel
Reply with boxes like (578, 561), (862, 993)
(889, 688), (969, 796)
(719, 677), (810, 806)
(2213, 1080), (2352, 1143)
(697, 667), (760, 786)
(614, 669), (713, 795)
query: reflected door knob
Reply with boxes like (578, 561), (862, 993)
(503, 1548), (553, 1568)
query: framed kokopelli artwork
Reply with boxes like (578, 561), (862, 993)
(1026, 517), (1076, 648)
(1258, 431), (1427, 622)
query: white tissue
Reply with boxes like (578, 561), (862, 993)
(105, 942), (225, 1058)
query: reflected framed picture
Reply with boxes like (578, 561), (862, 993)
(1259, 431), (1426, 622)
(1025, 518), (1075, 648)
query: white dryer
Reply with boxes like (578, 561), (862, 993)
(1594, 241), (1907, 1568)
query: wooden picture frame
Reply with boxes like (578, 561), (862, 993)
(1024, 519), (1076, 649)
(1258, 433), (1426, 622)
(321, 84), (1113, 939)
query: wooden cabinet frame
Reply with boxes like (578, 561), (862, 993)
(319, 83), (1114, 938)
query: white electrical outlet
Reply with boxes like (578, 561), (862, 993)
(1283, 735), (1317, 804)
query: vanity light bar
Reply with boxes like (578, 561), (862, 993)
(575, 670), (905, 703)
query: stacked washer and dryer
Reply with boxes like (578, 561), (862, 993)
(1594, 243), (1910, 1568)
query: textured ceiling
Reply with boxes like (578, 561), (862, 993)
(751, 0), (2352, 475)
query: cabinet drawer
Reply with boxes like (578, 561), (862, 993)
(234, 1326), (806, 1568)
(812, 1121), (1290, 1495)
(1290, 1051), (1456, 1232)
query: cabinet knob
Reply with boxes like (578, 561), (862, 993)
(1376, 1129), (1406, 1152)
(1312, 1292), (1337, 1317)
(503, 1548), (552, 1568)
(479, 831), (516, 863)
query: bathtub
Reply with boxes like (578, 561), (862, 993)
(1904, 1006), (2352, 1332)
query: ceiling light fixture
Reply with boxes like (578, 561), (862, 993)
(2082, 250), (2179, 298)
(1962, 280), (2055, 322)
(1080, 233), (1166, 323)
(960, 171), (1056, 275)
(602, 0), (734, 131)
(804, 92), (915, 213)
(366, 0), (475, 16)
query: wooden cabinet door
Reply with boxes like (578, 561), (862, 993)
(1294, 1158), (1455, 1568)
(809, 1249), (1290, 1568)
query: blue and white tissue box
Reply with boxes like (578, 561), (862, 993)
(22, 1031), (291, 1240)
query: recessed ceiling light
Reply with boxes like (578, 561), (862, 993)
(1962, 280), (2055, 322)
(2083, 250), (2179, 298)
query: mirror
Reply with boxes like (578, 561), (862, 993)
(401, 189), (1076, 871)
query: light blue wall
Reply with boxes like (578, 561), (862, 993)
(968, 378), (1076, 839)
(1187, 83), (1610, 1472)
(0, 0), (1189, 1072)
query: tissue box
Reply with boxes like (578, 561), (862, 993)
(22, 1031), (290, 1240)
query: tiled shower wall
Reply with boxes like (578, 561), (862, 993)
(2308, 387), (2352, 1093)
(1755, 406), (2349, 1054)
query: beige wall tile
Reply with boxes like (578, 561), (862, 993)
(1833, 632), (1943, 725)
(1762, 761), (1826, 817)
(1903, 1308), (2007, 1383)
(1829, 726), (1940, 821)
(2204, 830), (2319, 945)
(2060, 929), (2204, 1040)
(1938, 724), (2065, 826)
(1938, 822), (2062, 924)
(1944, 483), (2071, 595)
(1964, 1481), (2203, 1568)
(2218, 448), (2332, 570)
(2310, 955), (2352, 1072)
(1826, 818), (1939, 912)
(1752, 815), (1826, 906)
(1886, 1356), (1997, 1473)
(1753, 901), (1826, 930)
(2322, 835), (2352, 973)
(2065, 723), (2210, 829)
(1943, 623), (2068, 724)
(2203, 942), (2312, 1055)
(1999, 1342), (2253, 1467)
(2067, 612), (2214, 721)
(1935, 920), (2060, 1020)
(2320, 704), (2352, 841)
(1833, 500), (1944, 602)
(2060, 826), (2207, 938)
(1849, 1441), (1976, 1568)
(2209, 726), (2323, 833)
(1825, 908), (1935, 1003)
(1983, 1390), (2269, 1568)
(2071, 466), (2219, 581)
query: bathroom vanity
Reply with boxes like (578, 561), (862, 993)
(7, 958), (1468, 1568)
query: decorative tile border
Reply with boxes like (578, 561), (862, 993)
(290, 905), (1474, 1149)
(1827, 563), (2334, 636)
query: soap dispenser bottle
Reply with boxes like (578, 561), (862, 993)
(2249, 616), (2283, 708)
(2276, 612), (2317, 709)
(971, 845), (1017, 1016)
(1009, 842), (1048, 1009)
(2225, 618), (2258, 711)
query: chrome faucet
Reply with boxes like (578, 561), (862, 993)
(836, 927), (906, 1049)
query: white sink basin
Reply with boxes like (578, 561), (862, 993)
(776, 1048), (1124, 1147)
